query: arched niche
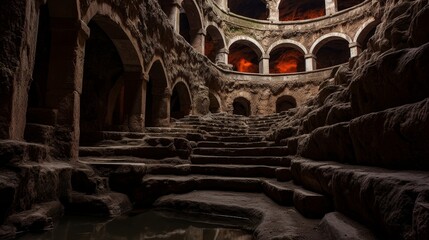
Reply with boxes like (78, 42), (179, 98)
(145, 59), (170, 127)
(269, 47), (305, 73)
(278, 0), (325, 21)
(228, 0), (269, 20)
(170, 81), (192, 119)
(209, 92), (221, 113)
(233, 97), (251, 116)
(354, 19), (378, 51)
(205, 25), (226, 63)
(311, 34), (352, 69)
(180, 0), (204, 50)
(276, 95), (297, 113)
(228, 38), (263, 73)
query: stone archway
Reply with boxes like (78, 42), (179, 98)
(233, 97), (251, 116)
(276, 95), (297, 113)
(228, 37), (264, 73)
(145, 59), (170, 127)
(170, 81), (192, 119)
(205, 25), (226, 63)
(180, 0), (204, 53)
(278, 0), (325, 21)
(310, 33), (352, 69)
(228, 0), (269, 20)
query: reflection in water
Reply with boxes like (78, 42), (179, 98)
(18, 210), (255, 240)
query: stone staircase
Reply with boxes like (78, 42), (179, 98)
(79, 112), (334, 221)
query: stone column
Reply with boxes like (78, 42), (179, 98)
(45, 19), (90, 160)
(268, 3), (279, 22)
(349, 42), (362, 57)
(325, 0), (337, 15)
(152, 87), (171, 127)
(215, 48), (229, 65)
(190, 28), (206, 54)
(259, 55), (270, 74)
(305, 54), (317, 71)
(170, 0), (182, 33)
(123, 71), (145, 132)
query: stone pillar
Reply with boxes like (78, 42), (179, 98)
(123, 71), (145, 132)
(216, 48), (229, 65)
(259, 55), (270, 74)
(170, 0), (182, 33)
(152, 87), (171, 127)
(45, 19), (90, 160)
(305, 54), (317, 71)
(349, 42), (362, 57)
(190, 28), (206, 54)
(325, 0), (337, 15)
(268, 3), (279, 21)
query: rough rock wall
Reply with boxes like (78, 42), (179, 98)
(273, 0), (429, 170)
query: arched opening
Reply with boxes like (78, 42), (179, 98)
(233, 97), (251, 117)
(209, 92), (221, 113)
(179, 10), (191, 43)
(205, 26), (225, 63)
(228, 0), (269, 20)
(80, 20), (125, 136)
(25, 4), (52, 143)
(228, 41), (260, 73)
(170, 82), (192, 119)
(315, 39), (350, 69)
(279, 0), (325, 21)
(355, 21), (378, 51)
(269, 47), (305, 73)
(145, 60), (170, 127)
(180, 0), (204, 49)
(276, 95), (297, 113)
(338, 0), (365, 11)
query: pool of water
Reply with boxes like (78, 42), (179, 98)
(17, 209), (255, 240)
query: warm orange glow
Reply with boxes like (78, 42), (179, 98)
(237, 58), (256, 72)
(205, 40), (215, 61)
(271, 50), (303, 74)
(228, 48), (259, 73)
(280, 8), (325, 21)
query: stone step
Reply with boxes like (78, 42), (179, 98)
(190, 164), (279, 178)
(174, 119), (248, 127)
(193, 147), (289, 157)
(320, 212), (378, 240)
(79, 156), (191, 165)
(140, 175), (263, 204)
(293, 188), (332, 218)
(24, 123), (54, 145)
(195, 126), (249, 133)
(205, 131), (260, 137)
(190, 155), (291, 167)
(145, 127), (205, 134)
(0, 140), (50, 163)
(205, 135), (265, 142)
(197, 141), (271, 148)
(79, 145), (187, 159)
(173, 123), (248, 131)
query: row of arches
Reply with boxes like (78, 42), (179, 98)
(24, 2), (200, 156)
(232, 95), (297, 117)
(224, 26), (376, 73)
(157, 0), (377, 74)
(225, 0), (365, 21)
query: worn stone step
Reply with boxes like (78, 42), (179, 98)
(79, 145), (186, 159)
(190, 155), (291, 167)
(140, 175), (262, 204)
(261, 180), (294, 206)
(197, 141), (270, 148)
(190, 164), (278, 178)
(24, 123), (54, 145)
(320, 212), (378, 240)
(175, 119), (248, 126)
(205, 135), (265, 142)
(79, 156), (191, 165)
(145, 127), (205, 134)
(293, 188), (332, 218)
(193, 147), (289, 156)
(0, 140), (50, 163)
(196, 126), (248, 133)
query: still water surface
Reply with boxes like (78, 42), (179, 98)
(18, 210), (255, 240)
